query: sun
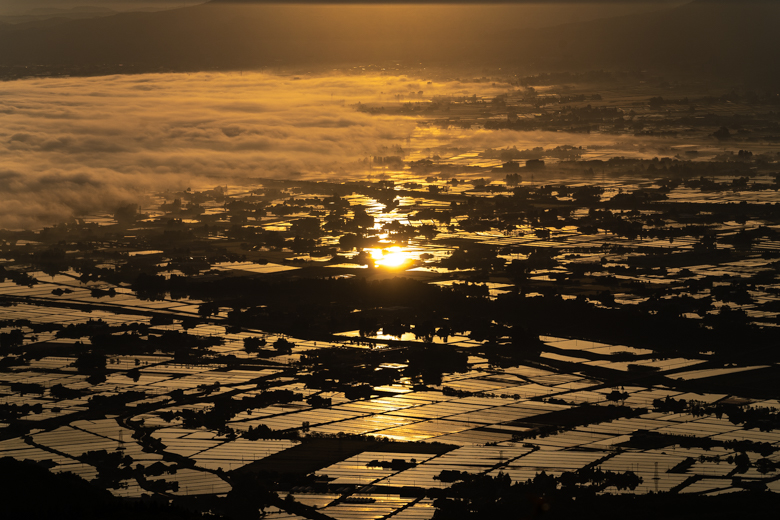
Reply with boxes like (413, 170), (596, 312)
(372, 246), (412, 269)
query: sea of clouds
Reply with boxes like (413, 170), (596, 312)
(1, 72), (419, 228)
(1, 71), (662, 230)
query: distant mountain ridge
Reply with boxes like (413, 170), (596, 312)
(0, 5), (118, 26)
(0, 1), (778, 80)
(520, 0), (780, 78)
(27, 6), (116, 15)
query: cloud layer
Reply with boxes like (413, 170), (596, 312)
(1, 72), (430, 229)
(1, 71), (666, 230)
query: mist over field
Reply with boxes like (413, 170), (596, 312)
(1, 72), (416, 229)
(1, 71), (663, 230)
(3, 0), (776, 229)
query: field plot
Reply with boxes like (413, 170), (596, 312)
(194, 438), (299, 470)
(319, 495), (413, 520)
(379, 446), (532, 488)
(485, 449), (608, 481)
(390, 499), (436, 520)
(321, 451), (439, 485)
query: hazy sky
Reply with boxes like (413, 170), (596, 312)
(0, 1), (200, 15)
(0, 1), (688, 16)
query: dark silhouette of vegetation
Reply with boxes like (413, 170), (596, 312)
(431, 468), (641, 518)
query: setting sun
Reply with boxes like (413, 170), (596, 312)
(371, 246), (412, 269)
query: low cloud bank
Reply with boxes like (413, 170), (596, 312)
(1, 71), (663, 229)
(1, 72), (428, 228)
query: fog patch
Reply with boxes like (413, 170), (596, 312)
(0, 70), (657, 229)
(0, 71), (444, 228)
